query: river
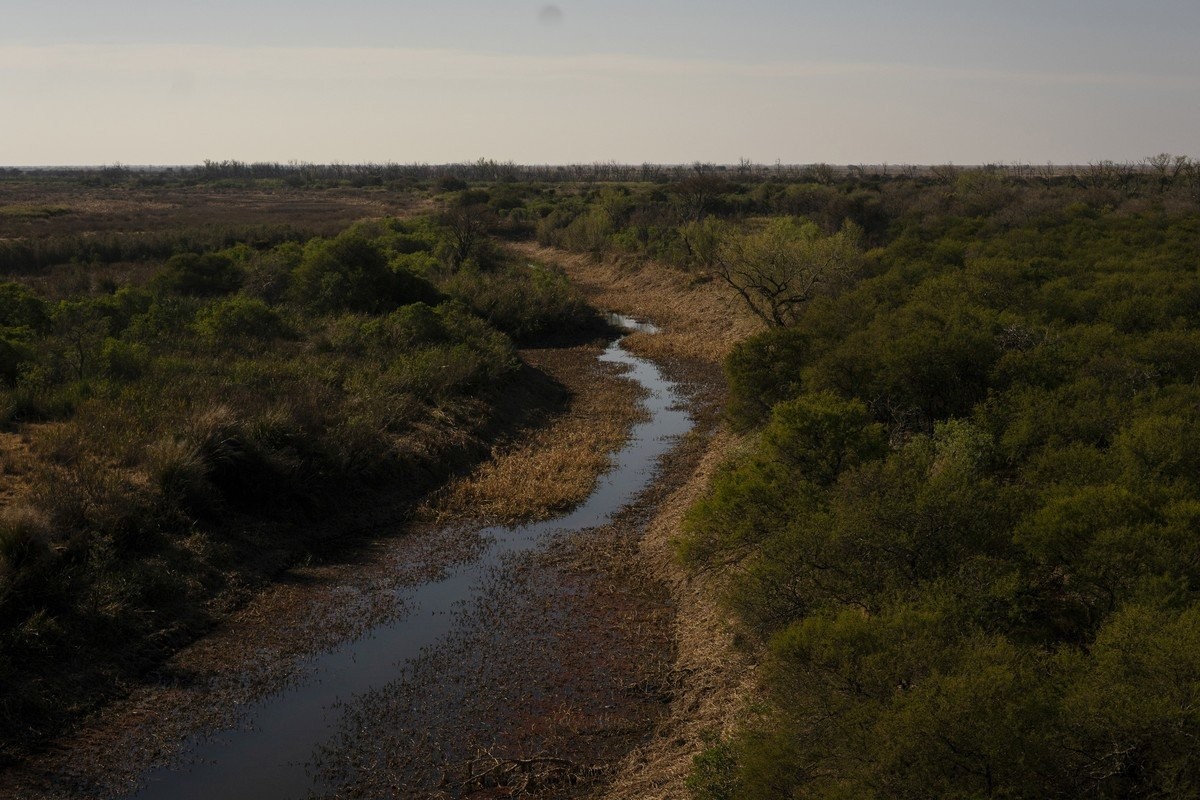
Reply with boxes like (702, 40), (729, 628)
(124, 314), (692, 800)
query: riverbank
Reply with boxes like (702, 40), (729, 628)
(517, 245), (764, 800)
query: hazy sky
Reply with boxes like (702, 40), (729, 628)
(2, 1), (1197, 165)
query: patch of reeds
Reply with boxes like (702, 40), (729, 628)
(421, 346), (646, 524)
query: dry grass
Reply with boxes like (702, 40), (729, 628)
(0, 433), (30, 507)
(419, 345), (646, 525)
(510, 243), (764, 365)
(0, 183), (427, 241)
(0, 426), (54, 508)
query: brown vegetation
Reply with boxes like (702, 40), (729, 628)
(0, 183), (425, 241)
(420, 344), (646, 525)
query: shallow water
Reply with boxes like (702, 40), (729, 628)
(127, 316), (691, 800)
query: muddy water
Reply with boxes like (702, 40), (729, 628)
(126, 315), (691, 800)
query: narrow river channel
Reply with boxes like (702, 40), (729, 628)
(126, 315), (692, 800)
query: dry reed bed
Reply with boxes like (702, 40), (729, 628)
(419, 344), (646, 525)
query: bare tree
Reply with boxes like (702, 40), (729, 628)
(440, 204), (492, 268)
(1034, 162), (1058, 189)
(930, 163), (961, 186)
(1145, 153), (1189, 193)
(1083, 160), (1138, 192)
(713, 219), (864, 327)
(670, 163), (727, 222)
(804, 163), (837, 185)
(1180, 157), (1200, 204)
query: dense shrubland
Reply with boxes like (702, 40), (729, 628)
(0, 208), (598, 762)
(677, 190), (1200, 797)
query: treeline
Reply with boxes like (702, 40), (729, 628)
(6, 155), (1200, 194)
(0, 224), (320, 275)
(676, 191), (1200, 795)
(0, 206), (597, 763)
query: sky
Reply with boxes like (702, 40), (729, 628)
(1, 1), (1197, 166)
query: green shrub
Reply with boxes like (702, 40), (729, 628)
(126, 297), (199, 344)
(100, 338), (150, 380)
(440, 264), (596, 342)
(685, 204), (1200, 798)
(0, 329), (36, 385)
(360, 302), (446, 350)
(243, 242), (301, 303)
(687, 738), (740, 800)
(725, 327), (811, 430)
(194, 295), (287, 342)
(291, 232), (437, 313)
(388, 344), (493, 402)
(0, 283), (49, 331)
(762, 392), (887, 485)
(152, 252), (243, 297)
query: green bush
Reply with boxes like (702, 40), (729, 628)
(0, 283), (49, 331)
(243, 242), (301, 303)
(761, 392), (886, 484)
(100, 338), (150, 380)
(360, 302), (446, 350)
(194, 295), (287, 342)
(152, 252), (243, 297)
(686, 203), (1200, 797)
(724, 327), (811, 429)
(291, 231), (440, 314)
(440, 263), (596, 342)
(0, 329), (36, 385)
(687, 738), (740, 800)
